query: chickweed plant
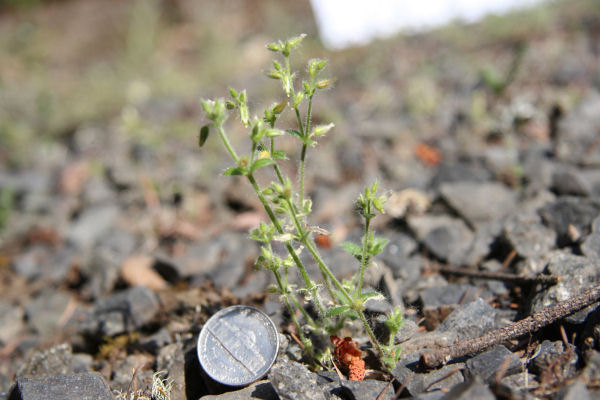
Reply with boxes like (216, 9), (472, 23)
(199, 34), (404, 371)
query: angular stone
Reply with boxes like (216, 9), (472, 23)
(502, 213), (556, 259)
(17, 343), (72, 378)
(407, 215), (474, 265)
(436, 298), (498, 340)
(25, 291), (71, 336)
(551, 165), (592, 196)
(80, 286), (160, 337)
(66, 204), (119, 249)
(199, 380), (278, 400)
(268, 358), (327, 400)
(326, 379), (395, 400)
(498, 372), (539, 396)
(420, 283), (491, 330)
(439, 181), (517, 226)
(530, 252), (600, 324)
(556, 380), (592, 400)
(442, 378), (495, 400)
(531, 341), (577, 377)
(392, 359), (464, 396)
(582, 233), (600, 259)
(429, 162), (493, 189)
(9, 372), (112, 400)
(465, 345), (521, 383)
(539, 197), (600, 246)
(555, 90), (600, 165)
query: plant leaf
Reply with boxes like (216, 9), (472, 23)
(250, 158), (275, 173)
(223, 167), (246, 176)
(326, 305), (351, 317)
(272, 150), (287, 160)
(340, 241), (362, 257)
(360, 291), (385, 302)
(286, 129), (303, 139)
(198, 125), (210, 147)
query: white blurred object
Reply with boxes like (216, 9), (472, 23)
(310, 0), (547, 50)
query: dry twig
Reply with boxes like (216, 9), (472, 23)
(420, 284), (600, 369)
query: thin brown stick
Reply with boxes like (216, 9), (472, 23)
(435, 265), (559, 286)
(393, 372), (414, 400)
(423, 365), (464, 392)
(420, 284), (600, 369)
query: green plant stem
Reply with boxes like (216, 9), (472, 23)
(216, 124), (240, 164)
(273, 269), (314, 348)
(356, 215), (372, 298)
(246, 173), (327, 319)
(270, 138), (285, 184)
(359, 311), (385, 359)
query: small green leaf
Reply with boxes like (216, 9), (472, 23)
(272, 150), (287, 160)
(340, 241), (362, 257)
(325, 305), (351, 317)
(286, 129), (303, 139)
(223, 167), (246, 176)
(370, 237), (389, 256)
(273, 99), (287, 114)
(198, 125), (210, 147)
(360, 291), (385, 302)
(250, 158), (275, 173)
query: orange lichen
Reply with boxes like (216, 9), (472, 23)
(330, 335), (365, 381)
(414, 142), (442, 166)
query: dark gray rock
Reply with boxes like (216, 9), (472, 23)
(12, 245), (76, 284)
(17, 344), (72, 378)
(268, 358), (327, 400)
(555, 380), (592, 400)
(555, 90), (600, 165)
(539, 197), (600, 246)
(582, 233), (600, 259)
(156, 342), (187, 400)
(530, 251), (600, 324)
(25, 291), (71, 336)
(436, 298), (499, 340)
(326, 379), (395, 400)
(0, 302), (24, 345)
(439, 181), (517, 226)
(9, 372), (112, 400)
(498, 372), (539, 397)
(110, 353), (154, 393)
(140, 327), (171, 354)
(80, 286), (160, 337)
(502, 213), (556, 259)
(420, 284), (492, 330)
(199, 380), (278, 400)
(392, 358), (464, 396)
(71, 354), (93, 373)
(429, 162), (493, 189)
(581, 350), (600, 382)
(551, 165), (592, 196)
(441, 377), (495, 400)
(407, 215), (474, 265)
(66, 204), (119, 250)
(84, 229), (138, 298)
(531, 340), (577, 377)
(379, 231), (418, 269)
(464, 345), (521, 383)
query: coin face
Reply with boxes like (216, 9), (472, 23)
(197, 305), (279, 386)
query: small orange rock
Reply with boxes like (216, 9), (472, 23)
(121, 255), (168, 291)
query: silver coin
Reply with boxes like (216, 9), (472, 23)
(197, 305), (279, 386)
